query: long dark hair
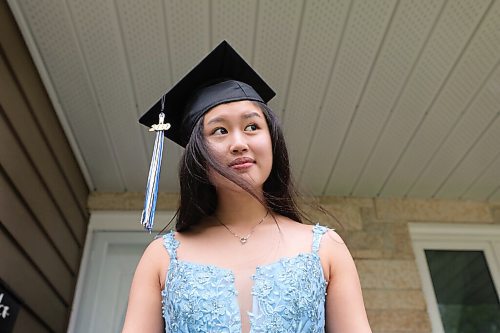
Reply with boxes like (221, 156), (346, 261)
(175, 101), (306, 232)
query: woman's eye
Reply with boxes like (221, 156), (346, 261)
(212, 127), (227, 135)
(245, 124), (258, 131)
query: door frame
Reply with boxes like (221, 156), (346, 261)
(67, 210), (175, 333)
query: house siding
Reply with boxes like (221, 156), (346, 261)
(0, 2), (89, 332)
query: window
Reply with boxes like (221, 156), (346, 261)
(410, 224), (500, 333)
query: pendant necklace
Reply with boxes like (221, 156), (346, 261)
(216, 211), (269, 245)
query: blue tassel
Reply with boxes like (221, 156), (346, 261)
(141, 105), (170, 232)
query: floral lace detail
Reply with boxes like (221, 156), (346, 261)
(248, 225), (328, 332)
(161, 225), (329, 333)
(162, 233), (241, 332)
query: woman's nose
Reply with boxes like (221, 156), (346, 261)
(230, 132), (249, 154)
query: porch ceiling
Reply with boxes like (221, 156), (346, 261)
(8, 0), (500, 201)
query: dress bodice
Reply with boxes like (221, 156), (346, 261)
(161, 225), (329, 333)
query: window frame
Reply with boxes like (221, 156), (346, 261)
(409, 223), (500, 333)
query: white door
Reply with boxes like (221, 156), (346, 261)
(71, 231), (151, 333)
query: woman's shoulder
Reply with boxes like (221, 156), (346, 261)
(138, 236), (168, 267)
(276, 215), (340, 239)
(274, 216), (344, 252)
(136, 234), (174, 289)
(148, 234), (168, 250)
(136, 233), (176, 271)
(275, 217), (346, 279)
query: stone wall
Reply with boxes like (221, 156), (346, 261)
(313, 197), (500, 333)
(88, 192), (500, 333)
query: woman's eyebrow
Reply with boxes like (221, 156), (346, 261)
(242, 112), (261, 119)
(206, 116), (225, 125)
(206, 112), (261, 125)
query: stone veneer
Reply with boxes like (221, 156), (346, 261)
(88, 193), (500, 333)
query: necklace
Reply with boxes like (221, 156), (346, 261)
(216, 211), (269, 245)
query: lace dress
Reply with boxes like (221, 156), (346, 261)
(161, 225), (329, 333)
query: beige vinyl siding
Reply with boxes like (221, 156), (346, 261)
(0, 2), (89, 332)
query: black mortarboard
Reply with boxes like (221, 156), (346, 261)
(139, 40), (275, 147)
(139, 40), (275, 231)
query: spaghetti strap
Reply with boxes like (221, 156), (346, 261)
(162, 231), (179, 261)
(311, 224), (329, 254)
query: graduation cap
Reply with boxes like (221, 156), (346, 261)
(139, 40), (275, 231)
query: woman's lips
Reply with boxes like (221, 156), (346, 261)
(228, 157), (255, 170)
(231, 162), (254, 170)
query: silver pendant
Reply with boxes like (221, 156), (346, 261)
(240, 237), (248, 244)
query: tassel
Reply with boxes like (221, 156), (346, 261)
(141, 97), (170, 232)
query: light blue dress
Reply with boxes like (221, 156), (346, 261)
(161, 225), (329, 333)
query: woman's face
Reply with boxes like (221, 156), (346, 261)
(202, 100), (273, 192)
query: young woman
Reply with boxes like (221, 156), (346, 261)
(122, 41), (372, 333)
